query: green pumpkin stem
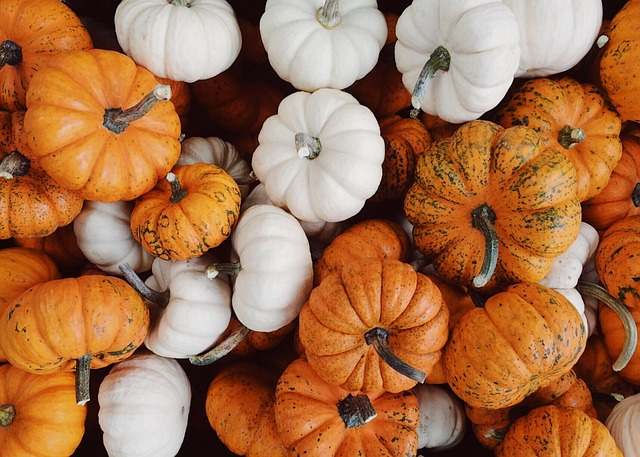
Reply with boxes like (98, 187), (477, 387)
(337, 394), (377, 428)
(558, 126), (586, 149)
(596, 35), (609, 49)
(170, 0), (192, 6)
(119, 263), (170, 307)
(471, 204), (498, 288)
(206, 262), (242, 279)
(632, 183), (640, 207)
(75, 354), (92, 405)
(410, 46), (451, 119)
(0, 40), (22, 67)
(103, 84), (172, 134)
(0, 404), (15, 427)
(576, 281), (638, 371)
(364, 327), (426, 383)
(295, 133), (322, 160)
(189, 325), (251, 366)
(317, 0), (341, 28)
(166, 172), (188, 203)
(0, 151), (30, 180)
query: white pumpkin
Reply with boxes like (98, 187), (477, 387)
(252, 88), (384, 223)
(606, 393), (640, 457)
(259, 0), (387, 91)
(394, 0), (520, 123)
(115, 0), (241, 83)
(415, 385), (466, 451)
(503, 0), (603, 78)
(142, 256), (232, 359)
(178, 137), (253, 197)
(74, 201), (153, 275)
(98, 354), (191, 457)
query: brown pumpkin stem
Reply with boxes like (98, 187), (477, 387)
(576, 281), (638, 372)
(206, 262), (242, 279)
(337, 394), (377, 428)
(317, 0), (341, 28)
(558, 126), (586, 149)
(119, 263), (170, 308)
(364, 327), (426, 383)
(410, 46), (451, 119)
(471, 204), (498, 288)
(103, 84), (172, 134)
(632, 183), (640, 207)
(0, 40), (22, 67)
(295, 133), (322, 160)
(76, 354), (92, 405)
(0, 404), (15, 427)
(0, 151), (30, 180)
(166, 172), (188, 203)
(189, 325), (251, 366)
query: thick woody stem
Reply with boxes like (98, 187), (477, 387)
(206, 262), (242, 279)
(76, 354), (92, 405)
(317, 0), (341, 28)
(337, 394), (377, 428)
(364, 327), (426, 383)
(410, 46), (451, 118)
(189, 325), (251, 366)
(103, 84), (172, 134)
(0, 404), (15, 427)
(0, 151), (30, 179)
(295, 133), (322, 160)
(119, 263), (170, 307)
(558, 126), (586, 149)
(632, 183), (640, 207)
(166, 172), (188, 203)
(471, 204), (498, 288)
(0, 40), (22, 67)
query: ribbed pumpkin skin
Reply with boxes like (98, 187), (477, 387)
(445, 283), (587, 409)
(600, 0), (640, 122)
(574, 335), (635, 396)
(600, 305), (640, 385)
(226, 319), (295, 357)
(300, 260), (448, 394)
(404, 121), (581, 286)
(24, 49), (181, 201)
(15, 224), (86, 273)
(275, 359), (419, 457)
(498, 77), (622, 202)
(496, 406), (623, 457)
(131, 163), (241, 261)
(0, 247), (58, 303)
(0, 275), (149, 374)
(206, 363), (287, 457)
(0, 111), (26, 153)
(0, 365), (86, 457)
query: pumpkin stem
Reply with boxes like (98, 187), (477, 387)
(558, 126), (586, 149)
(295, 133), (322, 160)
(410, 46), (451, 119)
(317, 0), (341, 28)
(364, 327), (426, 383)
(169, 0), (192, 6)
(166, 172), (188, 203)
(103, 84), (172, 134)
(0, 40), (22, 67)
(596, 35), (609, 49)
(189, 325), (251, 366)
(75, 354), (92, 405)
(118, 263), (170, 308)
(206, 262), (242, 279)
(337, 394), (377, 428)
(632, 183), (640, 207)
(0, 151), (30, 179)
(576, 281), (638, 371)
(235, 170), (258, 186)
(0, 404), (15, 427)
(471, 204), (498, 288)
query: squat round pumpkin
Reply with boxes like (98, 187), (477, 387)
(606, 393), (640, 457)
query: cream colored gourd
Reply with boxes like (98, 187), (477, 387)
(394, 0), (520, 123)
(74, 202), (153, 275)
(115, 0), (241, 82)
(415, 385), (466, 451)
(252, 89), (384, 223)
(606, 393), (640, 457)
(259, 0), (387, 91)
(98, 354), (191, 457)
(503, 0), (603, 77)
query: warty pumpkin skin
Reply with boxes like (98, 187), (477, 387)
(498, 77), (622, 202)
(15, 223), (86, 273)
(0, 364), (87, 457)
(600, 304), (640, 385)
(404, 120), (582, 288)
(275, 359), (419, 457)
(24, 49), (181, 201)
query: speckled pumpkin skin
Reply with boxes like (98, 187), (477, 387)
(131, 163), (241, 261)
(600, 304), (640, 385)
(445, 283), (587, 409)
(275, 359), (419, 457)
(300, 260), (449, 394)
(496, 406), (623, 457)
(404, 121), (581, 287)
(0, 111), (26, 153)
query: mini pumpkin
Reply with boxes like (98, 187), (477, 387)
(606, 393), (640, 457)
(0, 247), (59, 303)
(15, 224), (86, 273)
(600, 303), (640, 385)
(415, 384), (466, 451)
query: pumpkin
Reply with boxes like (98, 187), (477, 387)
(260, 0), (386, 91)
(206, 363), (287, 457)
(575, 335), (635, 397)
(372, 115), (431, 202)
(130, 163), (241, 261)
(415, 385), (465, 451)
(498, 77), (622, 202)
(74, 201), (153, 275)
(420, 113), (459, 141)
(178, 137), (253, 197)
(0, 364), (86, 457)
(275, 358), (419, 457)
(225, 318), (296, 357)
(394, 0), (520, 123)
(503, 0), (602, 77)
(115, 0), (241, 83)
(0, 110), (26, 153)
(0, 0), (92, 111)
(496, 406), (622, 457)
(24, 49), (181, 201)
(583, 132), (640, 231)
(15, 224), (86, 273)
(404, 121), (582, 288)
(237, 17), (268, 67)
(600, 303), (640, 385)
(445, 283), (587, 409)
(156, 77), (191, 122)
(606, 393), (640, 457)
(253, 88), (384, 223)
(300, 259), (449, 393)
(98, 354), (191, 457)
(0, 247), (59, 303)
(0, 275), (149, 404)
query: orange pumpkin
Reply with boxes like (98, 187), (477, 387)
(275, 359), (419, 457)
(420, 113), (459, 141)
(600, 304), (640, 385)
(15, 224), (86, 273)
(384, 12), (398, 45)
(498, 77), (622, 202)
(0, 364), (86, 457)
(0, 110), (25, 152)
(0, 0), (92, 111)
(130, 163), (241, 261)
(226, 319), (296, 357)
(299, 259), (448, 393)
(24, 49), (181, 201)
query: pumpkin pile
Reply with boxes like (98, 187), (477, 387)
(0, 0), (638, 456)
